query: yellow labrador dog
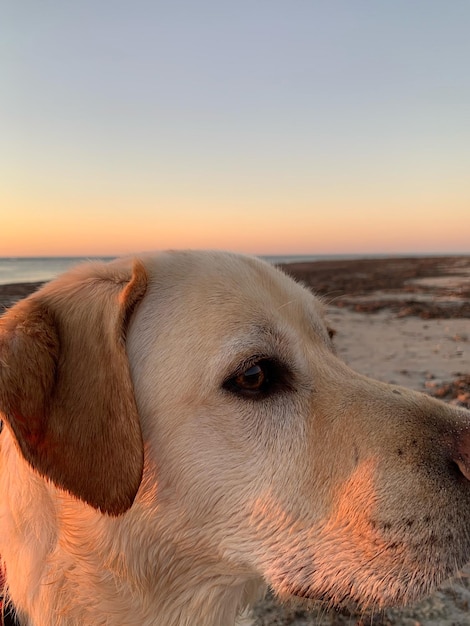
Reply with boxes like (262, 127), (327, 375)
(1, 251), (470, 626)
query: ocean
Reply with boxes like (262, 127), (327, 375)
(0, 253), (426, 286)
(0, 257), (116, 286)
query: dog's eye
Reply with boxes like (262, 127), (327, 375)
(234, 364), (266, 391)
(223, 358), (283, 398)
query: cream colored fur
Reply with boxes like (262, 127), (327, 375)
(1, 250), (470, 626)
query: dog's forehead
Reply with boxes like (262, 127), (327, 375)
(140, 251), (328, 346)
(146, 251), (322, 315)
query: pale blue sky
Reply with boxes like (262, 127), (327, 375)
(2, 1), (469, 255)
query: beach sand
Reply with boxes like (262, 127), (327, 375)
(1, 255), (470, 625)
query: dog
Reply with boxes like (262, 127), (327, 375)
(1, 250), (470, 626)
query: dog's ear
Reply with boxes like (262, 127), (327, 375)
(0, 259), (147, 515)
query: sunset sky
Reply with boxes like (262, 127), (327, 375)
(2, 1), (469, 257)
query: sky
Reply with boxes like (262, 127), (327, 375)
(1, 1), (469, 257)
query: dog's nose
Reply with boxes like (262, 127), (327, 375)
(453, 427), (470, 481)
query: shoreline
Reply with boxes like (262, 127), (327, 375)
(1, 255), (470, 315)
(279, 254), (470, 319)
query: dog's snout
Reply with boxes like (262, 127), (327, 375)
(453, 427), (470, 482)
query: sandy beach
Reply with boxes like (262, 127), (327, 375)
(280, 256), (470, 404)
(1, 255), (470, 625)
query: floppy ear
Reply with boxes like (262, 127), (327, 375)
(0, 259), (147, 515)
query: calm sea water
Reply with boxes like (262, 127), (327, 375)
(0, 253), (416, 286)
(0, 257), (115, 286)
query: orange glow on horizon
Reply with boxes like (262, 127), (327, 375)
(2, 186), (469, 257)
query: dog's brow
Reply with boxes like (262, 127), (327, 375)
(218, 322), (290, 364)
(242, 322), (286, 345)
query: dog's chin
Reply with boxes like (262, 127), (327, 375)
(270, 566), (446, 613)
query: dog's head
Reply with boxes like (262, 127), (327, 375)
(1, 250), (470, 610)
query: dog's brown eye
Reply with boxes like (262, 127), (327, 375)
(234, 364), (266, 391)
(223, 358), (284, 398)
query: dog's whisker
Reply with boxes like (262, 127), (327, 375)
(277, 299), (297, 310)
